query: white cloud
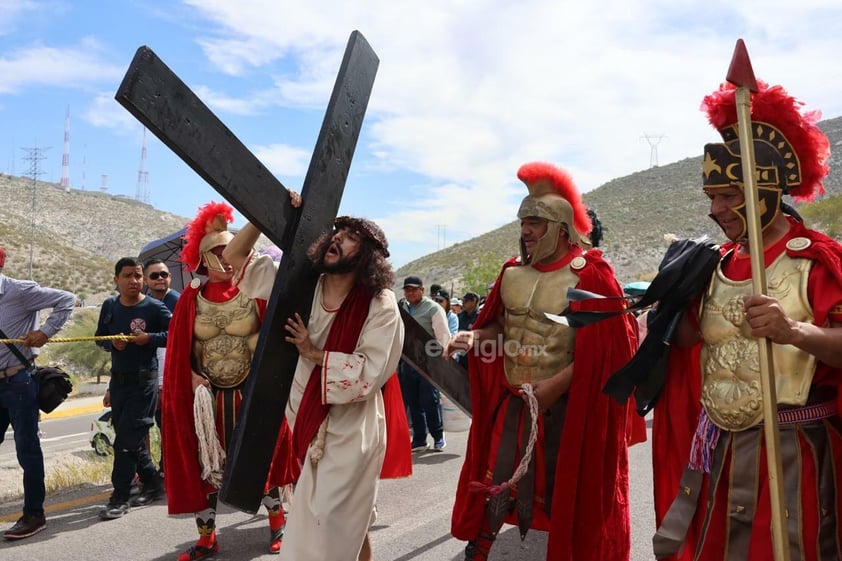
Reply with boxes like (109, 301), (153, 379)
(177, 0), (842, 266)
(0, 40), (124, 95)
(7, 0), (838, 268)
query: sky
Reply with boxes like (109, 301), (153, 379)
(2, 0), (841, 267)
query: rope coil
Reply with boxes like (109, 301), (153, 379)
(194, 384), (226, 488)
(469, 383), (540, 496)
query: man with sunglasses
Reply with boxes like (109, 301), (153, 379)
(143, 258), (181, 477)
(143, 259), (180, 310)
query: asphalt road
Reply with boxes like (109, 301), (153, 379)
(0, 403), (657, 561)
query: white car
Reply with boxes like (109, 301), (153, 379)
(89, 409), (115, 456)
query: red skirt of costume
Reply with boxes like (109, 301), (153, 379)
(162, 280), (299, 515)
(657, 220), (842, 560)
(451, 249), (642, 561)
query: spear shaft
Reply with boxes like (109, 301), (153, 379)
(727, 39), (790, 561)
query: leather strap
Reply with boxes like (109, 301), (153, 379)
(0, 327), (34, 369)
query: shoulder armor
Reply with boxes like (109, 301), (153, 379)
(570, 256), (587, 271)
(785, 237), (811, 251)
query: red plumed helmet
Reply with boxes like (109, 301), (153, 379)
(701, 80), (830, 201)
(181, 201), (235, 273)
(517, 162), (592, 237)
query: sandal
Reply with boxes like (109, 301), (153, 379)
(178, 540), (219, 561)
(269, 526), (284, 554)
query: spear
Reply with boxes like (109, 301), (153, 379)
(726, 38), (790, 561)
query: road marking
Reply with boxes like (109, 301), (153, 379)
(42, 402), (103, 421)
(0, 491), (111, 523)
(39, 432), (88, 443)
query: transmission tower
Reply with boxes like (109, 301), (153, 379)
(81, 145), (87, 191)
(136, 127), (150, 203)
(60, 106), (71, 191)
(641, 133), (666, 168)
(22, 146), (49, 279)
(436, 224), (447, 250)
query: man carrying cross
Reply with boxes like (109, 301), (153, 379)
(224, 215), (406, 561)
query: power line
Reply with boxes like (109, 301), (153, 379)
(436, 224), (447, 250)
(60, 106), (71, 191)
(640, 133), (666, 168)
(21, 146), (50, 280)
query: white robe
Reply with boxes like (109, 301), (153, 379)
(236, 255), (405, 561)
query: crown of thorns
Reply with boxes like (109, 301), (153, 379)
(333, 216), (389, 257)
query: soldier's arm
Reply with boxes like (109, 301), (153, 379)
(223, 222), (261, 272)
(744, 294), (842, 368)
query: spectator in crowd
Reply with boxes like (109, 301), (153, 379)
(0, 246), (75, 541)
(95, 257), (171, 520)
(458, 292), (480, 331)
(434, 289), (459, 335)
(450, 297), (463, 316)
(143, 258), (180, 477)
(399, 276), (450, 452)
(429, 283), (442, 298)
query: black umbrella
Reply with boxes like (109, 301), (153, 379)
(138, 228), (199, 293)
(138, 227), (280, 294)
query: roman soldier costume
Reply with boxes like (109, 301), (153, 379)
(653, 81), (842, 561)
(163, 202), (298, 560)
(451, 162), (641, 561)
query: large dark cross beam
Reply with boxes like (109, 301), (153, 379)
(116, 31), (379, 512)
(399, 309), (472, 415)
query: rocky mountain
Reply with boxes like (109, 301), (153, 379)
(2, 116), (841, 303)
(395, 116), (842, 294)
(0, 173), (188, 302)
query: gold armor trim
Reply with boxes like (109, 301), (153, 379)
(500, 264), (578, 386)
(192, 289), (261, 388)
(785, 237), (811, 251)
(699, 250), (816, 431)
(570, 256), (586, 270)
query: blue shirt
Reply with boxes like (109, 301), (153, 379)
(95, 295), (170, 373)
(447, 310), (458, 335)
(0, 274), (76, 369)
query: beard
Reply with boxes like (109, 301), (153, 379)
(312, 240), (362, 274)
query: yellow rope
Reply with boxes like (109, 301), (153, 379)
(0, 335), (137, 344)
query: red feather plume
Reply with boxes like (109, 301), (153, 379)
(700, 80), (830, 201)
(181, 201), (235, 272)
(517, 162), (592, 236)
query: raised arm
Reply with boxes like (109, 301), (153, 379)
(223, 222), (261, 273)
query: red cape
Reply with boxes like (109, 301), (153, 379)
(654, 219), (842, 560)
(162, 281), (298, 515)
(451, 250), (641, 561)
(379, 373), (413, 479)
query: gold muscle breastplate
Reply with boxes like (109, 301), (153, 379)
(700, 245), (815, 431)
(192, 289), (261, 388)
(500, 263), (578, 387)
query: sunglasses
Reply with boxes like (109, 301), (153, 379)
(147, 271), (170, 280)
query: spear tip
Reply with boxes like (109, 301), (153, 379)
(726, 38), (758, 92)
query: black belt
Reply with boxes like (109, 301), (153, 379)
(110, 369), (157, 383)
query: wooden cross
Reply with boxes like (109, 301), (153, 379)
(115, 31), (379, 512)
(115, 30), (473, 513)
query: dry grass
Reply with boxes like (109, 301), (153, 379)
(0, 428), (161, 504)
